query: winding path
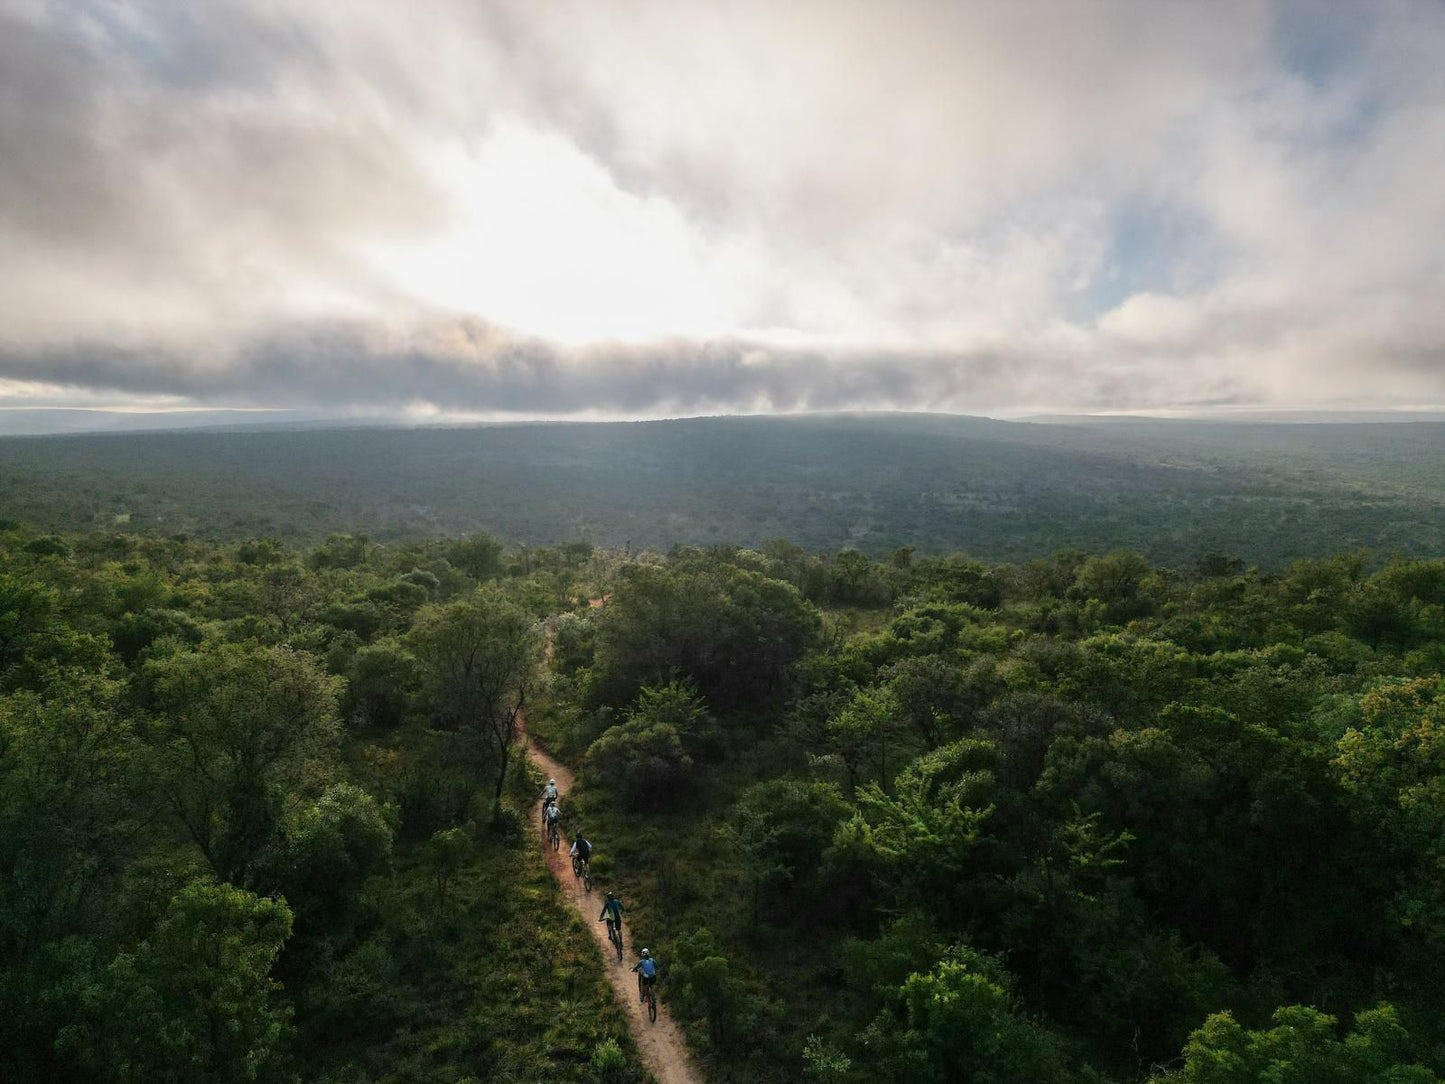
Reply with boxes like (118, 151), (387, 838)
(523, 719), (703, 1084)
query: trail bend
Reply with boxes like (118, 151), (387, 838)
(523, 718), (703, 1084)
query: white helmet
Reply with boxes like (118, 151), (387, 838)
(549, 778), (556, 785)
(640, 948), (651, 958)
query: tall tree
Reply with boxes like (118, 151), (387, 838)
(62, 880), (296, 1084)
(409, 588), (541, 816)
(146, 642), (342, 885)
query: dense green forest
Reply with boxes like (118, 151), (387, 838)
(4, 414), (1445, 564)
(0, 525), (641, 1083)
(6, 516), (1445, 1082)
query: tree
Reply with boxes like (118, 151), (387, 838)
(1068, 550), (1157, 625)
(426, 826), (470, 904)
(733, 779), (850, 923)
(585, 708), (695, 810)
(448, 533), (505, 581)
(827, 688), (908, 793)
(588, 556), (820, 709)
(859, 947), (1074, 1084)
(146, 642), (342, 885)
(254, 565), (318, 636)
(60, 880), (295, 1084)
(271, 783), (393, 927)
(0, 672), (144, 977)
(1162, 1003), (1439, 1084)
(838, 739), (998, 917)
(0, 573), (58, 679)
(883, 653), (978, 747)
(346, 639), (419, 728)
(409, 589), (541, 817)
(1334, 677), (1445, 959)
(671, 927), (745, 1044)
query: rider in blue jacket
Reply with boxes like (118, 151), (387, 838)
(631, 948), (657, 1002)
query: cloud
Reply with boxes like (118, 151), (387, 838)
(1, 0), (1443, 416)
(0, 313), (1301, 418)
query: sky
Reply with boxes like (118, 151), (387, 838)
(1, 0), (1443, 421)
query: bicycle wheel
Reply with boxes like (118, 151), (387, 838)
(648, 987), (657, 1023)
(582, 866), (592, 893)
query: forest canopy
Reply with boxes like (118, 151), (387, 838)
(3, 517), (1445, 1082)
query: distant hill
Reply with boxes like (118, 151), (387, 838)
(0, 408), (330, 436)
(2, 412), (1443, 564)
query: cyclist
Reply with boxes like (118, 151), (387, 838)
(632, 948), (658, 1003)
(599, 891), (624, 945)
(570, 832), (592, 875)
(543, 799), (562, 841)
(543, 778), (559, 805)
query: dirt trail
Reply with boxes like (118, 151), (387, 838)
(524, 720), (703, 1084)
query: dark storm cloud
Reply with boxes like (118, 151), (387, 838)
(0, 315), (1254, 417)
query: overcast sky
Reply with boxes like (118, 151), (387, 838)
(2, 0), (1443, 419)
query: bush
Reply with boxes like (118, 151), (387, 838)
(585, 717), (693, 810)
(671, 927), (746, 1044)
(426, 827), (470, 904)
(275, 783), (394, 925)
(347, 639), (420, 727)
(589, 1037), (628, 1083)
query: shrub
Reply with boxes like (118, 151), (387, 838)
(589, 1037), (628, 1083)
(585, 717), (693, 810)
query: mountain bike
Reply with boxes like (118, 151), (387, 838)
(605, 917), (623, 961)
(639, 974), (657, 1022)
(547, 818), (560, 851)
(572, 854), (592, 893)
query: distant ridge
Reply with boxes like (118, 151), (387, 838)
(1023, 410), (1445, 425)
(2, 412), (1444, 565)
(6, 406), (1445, 438)
(0, 409), (327, 437)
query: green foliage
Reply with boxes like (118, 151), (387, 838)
(1069, 550), (1158, 625)
(802, 1035), (853, 1082)
(146, 641), (343, 884)
(409, 589), (541, 812)
(346, 639), (420, 727)
(60, 880), (295, 1084)
(0, 671), (141, 965)
(1162, 1003), (1440, 1084)
(272, 782), (393, 925)
(17, 415), (1445, 563)
(586, 554), (820, 708)
(734, 779), (850, 920)
(557, 543), (1445, 1083)
(1334, 677), (1445, 955)
(448, 532), (505, 581)
(9, 515), (1445, 1084)
(425, 826), (470, 904)
(671, 927), (746, 1044)
(589, 1037), (628, 1082)
(584, 706), (695, 810)
(840, 739), (998, 913)
(862, 947), (1074, 1084)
